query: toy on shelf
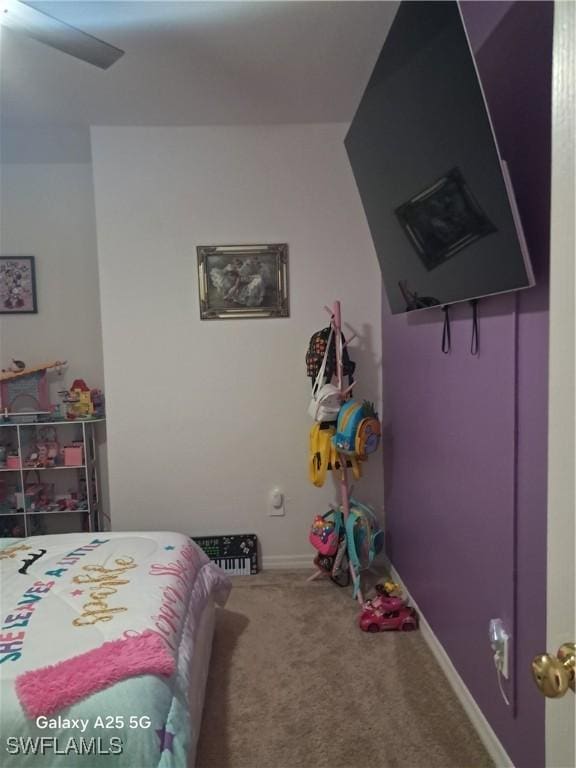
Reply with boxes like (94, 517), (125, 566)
(359, 582), (419, 633)
(36, 427), (59, 467)
(54, 487), (85, 512)
(2, 359), (27, 373)
(90, 388), (105, 418)
(0, 361), (67, 420)
(22, 430), (84, 469)
(6, 452), (21, 469)
(61, 379), (92, 418)
(59, 379), (105, 420)
(23, 470), (54, 513)
(57, 493), (77, 512)
(23, 426), (59, 468)
(0, 479), (17, 515)
(0, 520), (25, 539)
(63, 442), (84, 466)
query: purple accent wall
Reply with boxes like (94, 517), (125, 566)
(382, 3), (553, 766)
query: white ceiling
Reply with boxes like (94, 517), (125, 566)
(1, 1), (398, 161)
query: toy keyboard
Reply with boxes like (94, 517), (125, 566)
(191, 534), (259, 575)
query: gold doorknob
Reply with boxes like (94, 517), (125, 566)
(532, 643), (575, 698)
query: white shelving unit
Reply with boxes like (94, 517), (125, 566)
(0, 419), (104, 538)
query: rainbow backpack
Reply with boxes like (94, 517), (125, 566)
(332, 400), (381, 459)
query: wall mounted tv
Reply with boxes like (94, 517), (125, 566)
(345, 0), (534, 314)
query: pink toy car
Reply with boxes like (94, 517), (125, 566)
(359, 603), (418, 633)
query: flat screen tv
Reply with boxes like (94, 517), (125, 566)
(345, 0), (534, 314)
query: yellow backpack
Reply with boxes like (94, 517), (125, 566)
(308, 423), (361, 487)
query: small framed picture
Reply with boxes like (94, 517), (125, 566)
(0, 256), (38, 314)
(197, 244), (289, 320)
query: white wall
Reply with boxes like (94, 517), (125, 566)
(0, 162), (109, 528)
(0, 163), (104, 391)
(91, 124), (383, 563)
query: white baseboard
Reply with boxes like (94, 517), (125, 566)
(388, 564), (515, 768)
(262, 554), (312, 570)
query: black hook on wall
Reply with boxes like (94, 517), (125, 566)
(470, 299), (479, 355)
(441, 305), (451, 353)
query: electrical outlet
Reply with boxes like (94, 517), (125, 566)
(268, 488), (285, 516)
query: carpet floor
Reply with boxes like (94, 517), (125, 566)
(196, 570), (494, 768)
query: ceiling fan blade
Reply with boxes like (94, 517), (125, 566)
(1, 0), (124, 69)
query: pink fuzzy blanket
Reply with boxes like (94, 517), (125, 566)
(15, 631), (173, 718)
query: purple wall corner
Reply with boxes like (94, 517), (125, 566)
(382, 3), (553, 766)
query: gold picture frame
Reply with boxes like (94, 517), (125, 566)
(197, 243), (289, 320)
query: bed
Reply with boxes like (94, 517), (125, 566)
(0, 532), (231, 767)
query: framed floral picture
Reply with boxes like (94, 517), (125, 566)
(197, 244), (289, 320)
(0, 256), (38, 314)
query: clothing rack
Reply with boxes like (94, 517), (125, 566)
(308, 300), (363, 604)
